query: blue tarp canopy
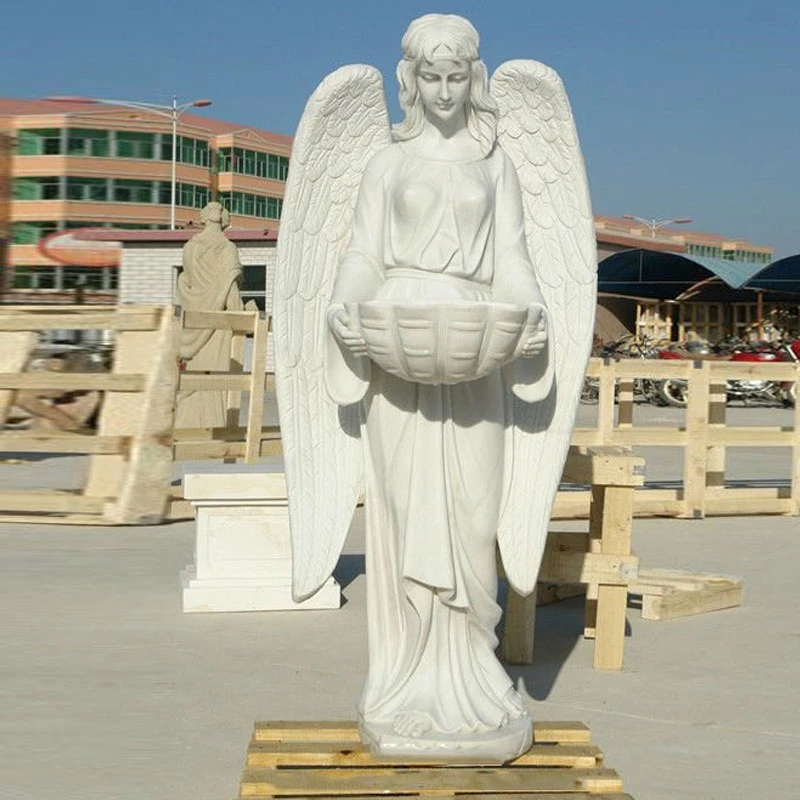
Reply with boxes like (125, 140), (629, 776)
(746, 255), (800, 296)
(598, 249), (766, 300)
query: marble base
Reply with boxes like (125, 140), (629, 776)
(358, 714), (533, 764)
(181, 567), (341, 613)
(181, 459), (341, 613)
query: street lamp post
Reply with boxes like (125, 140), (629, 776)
(622, 214), (692, 238)
(45, 95), (212, 230)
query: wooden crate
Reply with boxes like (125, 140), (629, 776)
(238, 720), (633, 798)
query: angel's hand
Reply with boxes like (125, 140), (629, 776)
(520, 307), (547, 358)
(327, 304), (367, 357)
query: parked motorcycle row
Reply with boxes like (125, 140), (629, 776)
(581, 335), (800, 408)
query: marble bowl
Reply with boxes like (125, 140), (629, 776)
(351, 300), (538, 385)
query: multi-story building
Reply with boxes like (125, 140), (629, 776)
(0, 98), (291, 302)
(594, 214), (773, 264)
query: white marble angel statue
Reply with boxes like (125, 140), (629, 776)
(274, 13), (597, 762)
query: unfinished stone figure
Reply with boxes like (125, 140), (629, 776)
(274, 14), (597, 762)
(175, 202), (243, 428)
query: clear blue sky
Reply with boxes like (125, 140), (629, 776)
(3, 0), (798, 255)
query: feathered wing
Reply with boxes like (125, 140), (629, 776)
(274, 65), (391, 600)
(492, 60), (598, 595)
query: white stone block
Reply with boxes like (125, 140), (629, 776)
(181, 460), (340, 613)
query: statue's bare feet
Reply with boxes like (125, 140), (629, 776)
(392, 710), (434, 738)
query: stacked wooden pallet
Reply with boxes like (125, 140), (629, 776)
(237, 720), (633, 799)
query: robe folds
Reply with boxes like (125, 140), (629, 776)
(326, 143), (552, 735)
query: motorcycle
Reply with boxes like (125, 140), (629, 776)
(655, 339), (800, 408)
(581, 335), (666, 405)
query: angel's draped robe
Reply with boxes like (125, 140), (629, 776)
(327, 143), (552, 737)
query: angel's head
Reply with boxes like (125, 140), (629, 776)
(393, 13), (498, 156)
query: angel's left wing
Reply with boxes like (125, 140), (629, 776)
(492, 60), (598, 595)
(274, 65), (391, 601)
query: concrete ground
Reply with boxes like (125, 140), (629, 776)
(1, 403), (798, 799)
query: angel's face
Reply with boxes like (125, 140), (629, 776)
(415, 59), (471, 124)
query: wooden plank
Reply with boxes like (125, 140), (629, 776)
(254, 721), (361, 743)
(0, 513), (110, 525)
(611, 358), (691, 379)
(83, 308), (175, 525)
(706, 380), (727, 489)
(706, 427), (794, 446)
(252, 720), (591, 746)
(0, 373), (145, 391)
(682, 361), (710, 518)
(177, 373), (251, 391)
(551, 491), (592, 519)
(596, 361), (616, 444)
(617, 379), (634, 427)
(610, 427), (688, 447)
(593, 484), (634, 671)
(641, 581), (743, 621)
(0, 307), (159, 331)
(173, 441), (246, 460)
(182, 309), (257, 333)
(561, 447), (644, 487)
(245, 313), (269, 463)
(0, 432), (127, 454)
(173, 434), (282, 461)
(708, 360), (797, 381)
(246, 740), (602, 769)
(501, 586), (537, 665)
(239, 766), (623, 796)
(704, 495), (793, 515)
(103, 310), (177, 524)
(0, 331), (37, 424)
(0, 490), (106, 514)
(533, 721), (592, 744)
(539, 550), (637, 586)
(535, 583), (586, 606)
(631, 568), (739, 594)
(225, 331), (247, 429)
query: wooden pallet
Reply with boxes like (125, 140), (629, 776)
(238, 720), (633, 798)
(628, 568), (743, 621)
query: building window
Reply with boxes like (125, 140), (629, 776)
(159, 181), (208, 207)
(115, 131), (155, 160)
(219, 191), (282, 219)
(13, 176), (62, 200)
(66, 177), (109, 202)
(268, 154), (289, 181)
(217, 147), (233, 172)
(66, 128), (110, 157)
(241, 264), (266, 310)
(16, 129), (62, 156)
(169, 135), (210, 167)
(63, 266), (106, 290)
(11, 221), (60, 245)
(215, 145), (289, 180)
(112, 179), (153, 203)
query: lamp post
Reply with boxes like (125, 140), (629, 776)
(622, 214), (692, 239)
(45, 95), (212, 230)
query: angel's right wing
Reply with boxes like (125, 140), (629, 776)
(273, 65), (391, 601)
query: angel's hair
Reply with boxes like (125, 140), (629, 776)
(199, 201), (231, 229)
(393, 13), (498, 156)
